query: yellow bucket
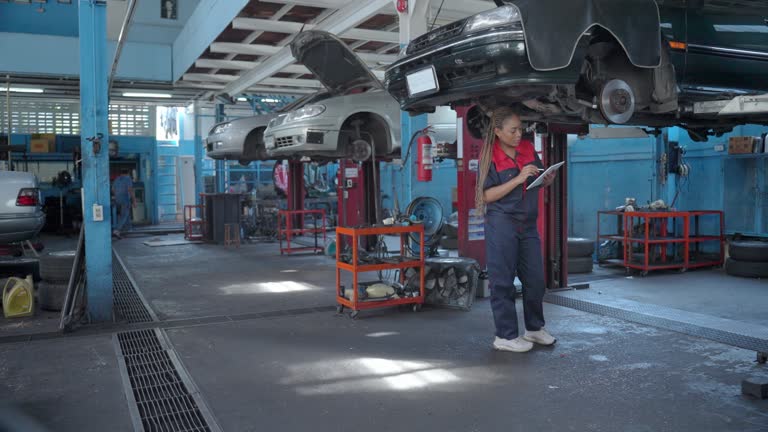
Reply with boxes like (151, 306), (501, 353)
(3, 275), (35, 318)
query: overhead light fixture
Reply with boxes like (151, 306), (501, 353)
(122, 92), (172, 98)
(2, 86), (44, 94)
(262, 98), (280, 103)
(237, 97), (248, 102)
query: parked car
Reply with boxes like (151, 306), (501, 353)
(0, 171), (45, 244)
(205, 92), (331, 164)
(265, 31), (402, 161)
(384, 0), (768, 140)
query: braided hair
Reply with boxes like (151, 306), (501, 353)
(474, 106), (520, 214)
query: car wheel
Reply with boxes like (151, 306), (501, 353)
(38, 281), (68, 311)
(729, 240), (768, 262)
(567, 256), (593, 274)
(568, 237), (594, 258)
(39, 251), (76, 283)
(599, 79), (635, 124)
(725, 257), (768, 279)
(350, 139), (372, 161)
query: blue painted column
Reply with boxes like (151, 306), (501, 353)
(78, 0), (112, 322)
(214, 104), (226, 193)
(193, 104), (204, 202)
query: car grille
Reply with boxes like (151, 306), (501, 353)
(276, 136), (295, 148)
(407, 19), (467, 55)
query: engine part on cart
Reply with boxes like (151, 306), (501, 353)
(405, 257), (479, 311)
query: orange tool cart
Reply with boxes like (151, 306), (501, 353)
(335, 225), (425, 319)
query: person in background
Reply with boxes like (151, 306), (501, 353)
(112, 168), (135, 239)
(476, 106), (557, 353)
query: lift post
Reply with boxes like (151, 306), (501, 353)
(337, 160), (380, 251)
(286, 160), (305, 229)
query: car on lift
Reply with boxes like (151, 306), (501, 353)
(384, 0), (768, 140)
(264, 31), (402, 161)
(205, 92), (331, 165)
(0, 171), (45, 244)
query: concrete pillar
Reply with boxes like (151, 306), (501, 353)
(78, 0), (112, 322)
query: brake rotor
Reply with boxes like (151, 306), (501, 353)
(599, 79), (635, 124)
(350, 139), (372, 161)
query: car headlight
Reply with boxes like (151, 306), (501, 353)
(463, 5), (521, 34)
(285, 105), (326, 123)
(210, 122), (231, 135)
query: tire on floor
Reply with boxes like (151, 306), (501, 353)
(729, 240), (768, 262)
(39, 251), (76, 283)
(568, 256), (594, 274)
(38, 281), (68, 311)
(725, 257), (768, 279)
(568, 237), (594, 258)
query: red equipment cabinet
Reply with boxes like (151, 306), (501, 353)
(335, 225), (425, 318)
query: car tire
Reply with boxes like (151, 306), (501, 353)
(729, 240), (768, 262)
(38, 280), (68, 311)
(39, 251), (76, 283)
(568, 256), (593, 274)
(725, 258), (768, 279)
(568, 237), (594, 258)
(0, 257), (40, 281)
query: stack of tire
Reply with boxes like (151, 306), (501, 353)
(37, 251), (76, 311)
(726, 240), (768, 279)
(568, 237), (594, 274)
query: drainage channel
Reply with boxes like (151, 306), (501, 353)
(113, 251), (157, 324)
(545, 291), (768, 362)
(115, 328), (221, 432)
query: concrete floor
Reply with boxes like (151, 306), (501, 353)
(582, 269), (768, 327)
(0, 235), (766, 431)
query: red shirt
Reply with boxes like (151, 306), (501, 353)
(492, 138), (537, 170)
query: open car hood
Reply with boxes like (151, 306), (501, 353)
(290, 30), (382, 96)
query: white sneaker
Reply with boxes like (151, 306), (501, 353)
(523, 328), (556, 346)
(493, 336), (533, 352)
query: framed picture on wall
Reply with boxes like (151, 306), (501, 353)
(161, 0), (177, 20)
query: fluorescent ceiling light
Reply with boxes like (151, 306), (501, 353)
(262, 98), (279, 103)
(122, 92), (172, 98)
(3, 86), (44, 94)
(237, 97), (248, 102)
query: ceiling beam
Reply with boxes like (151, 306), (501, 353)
(184, 73), (323, 88)
(209, 42), (280, 56)
(196, 58), (310, 75)
(222, 0), (393, 97)
(176, 82), (317, 95)
(232, 18), (400, 43)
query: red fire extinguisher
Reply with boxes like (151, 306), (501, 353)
(416, 134), (433, 182)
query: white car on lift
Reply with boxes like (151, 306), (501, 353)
(205, 92), (331, 165)
(264, 31), (402, 162)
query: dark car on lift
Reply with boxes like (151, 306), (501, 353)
(384, 0), (768, 140)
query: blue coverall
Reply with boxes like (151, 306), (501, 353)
(483, 144), (546, 340)
(112, 175), (133, 233)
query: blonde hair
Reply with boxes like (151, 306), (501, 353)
(474, 106), (520, 214)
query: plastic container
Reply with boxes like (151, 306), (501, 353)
(3, 275), (35, 318)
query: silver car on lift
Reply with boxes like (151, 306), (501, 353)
(264, 31), (402, 162)
(205, 92), (331, 164)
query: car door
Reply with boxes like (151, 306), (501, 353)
(684, 6), (768, 93)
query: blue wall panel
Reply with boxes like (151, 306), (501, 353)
(380, 159), (457, 218)
(0, 2), (78, 37)
(0, 33), (172, 81)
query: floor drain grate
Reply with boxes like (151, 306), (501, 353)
(116, 329), (219, 432)
(113, 253), (155, 323)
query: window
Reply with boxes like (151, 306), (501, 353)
(0, 99), (154, 136)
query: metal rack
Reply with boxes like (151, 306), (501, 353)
(277, 209), (326, 255)
(597, 210), (724, 275)
(335, 225), (425, 318)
